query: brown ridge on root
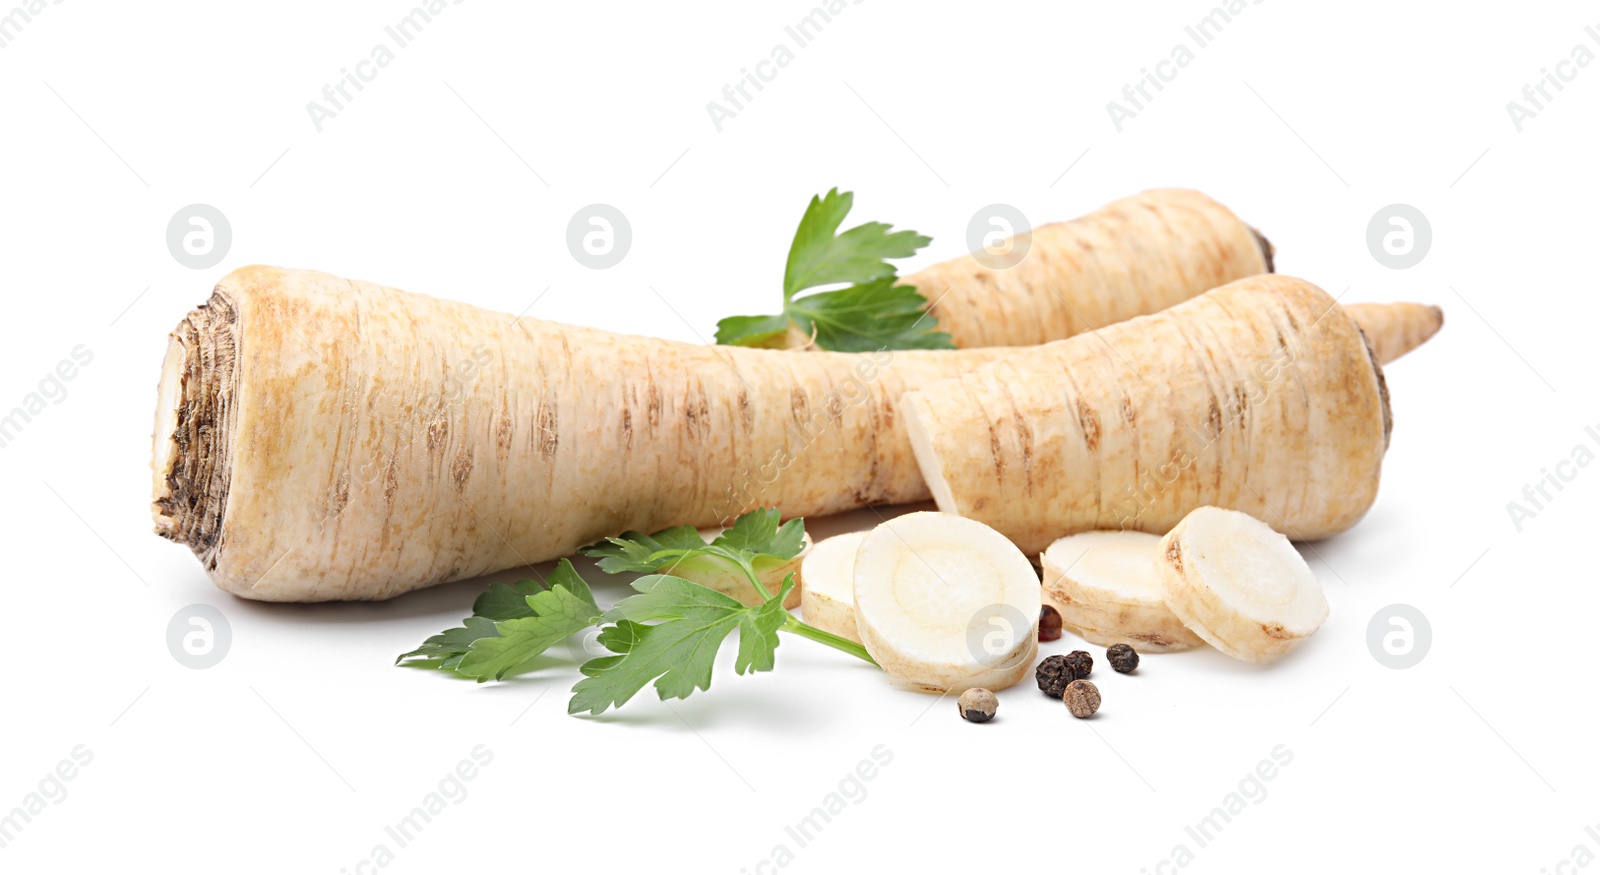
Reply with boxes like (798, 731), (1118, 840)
(1357, 326), (1394, 451)
(1250, 226), (1276, 273)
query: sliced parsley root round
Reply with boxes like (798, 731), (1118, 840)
(151, 266), (1013, 601)
(798, 531), (868, 645)
(852, 512), (1040, 694)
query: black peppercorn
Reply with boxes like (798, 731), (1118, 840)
(1039, 605), (1063, 642)
(1035, 655), (1072, 698)
(1064, 679), (1101, 718)
(1107, 643), (1140, 673)
(957, 688), (998, 723)
(1063, 650), (1093, 681)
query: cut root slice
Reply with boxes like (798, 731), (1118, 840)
(682, 528), (809, 608)
(1156, 507), (1328, 663)
(1040, 531), (1205, 653)
(799, 531), (867, 644)
(853, 512), (1040, 693)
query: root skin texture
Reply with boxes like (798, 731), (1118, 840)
(901, 274), (1391, 557)
(910, 189), (1268, 349)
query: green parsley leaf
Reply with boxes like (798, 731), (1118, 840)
(710, 313), (791, 349)
(786, 276), (955, 352)
(399, 510), (877, 705)
(567, 574), (796, 715)
(455, 561), (604, 682)
(395, 615), (501, 671)
(472, 578), (546, 621)
(580, 507), (805, 582)
(714, 507), (805, 558)
(397, 560), (603, 680)
(715, 188), (951, 352)
(782, 188), (929, 298)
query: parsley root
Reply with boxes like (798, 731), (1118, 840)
(901, 274), (1393, 556)
(913, 189), (1267, 348)
(908, 188), (1442, 364)
(152, 266), (1013, 601)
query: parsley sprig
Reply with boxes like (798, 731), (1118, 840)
(715, 189), (953, 352)
(398, 510), (875, 714)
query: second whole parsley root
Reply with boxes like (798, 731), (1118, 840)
(909, 189), (1270, 349)
(937, 188), (1439, 364)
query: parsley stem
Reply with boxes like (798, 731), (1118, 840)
(736, 559), (774, 602)
(781, 615), (878, 666)
(734, 546), (874, 665)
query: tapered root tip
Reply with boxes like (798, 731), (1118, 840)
(1344, 302), (1443, 365)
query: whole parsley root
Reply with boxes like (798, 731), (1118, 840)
(904, 189), (1442, 365)
(902, 275), (1394, 557)
(150, 266), (1013, 601)
(910, 189), (1268, 349)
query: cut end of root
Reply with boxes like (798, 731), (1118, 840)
(901, 395), (960, 515)
(151, 289), (240, 568)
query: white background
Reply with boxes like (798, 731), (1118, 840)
(3, 1), (1597, 872)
